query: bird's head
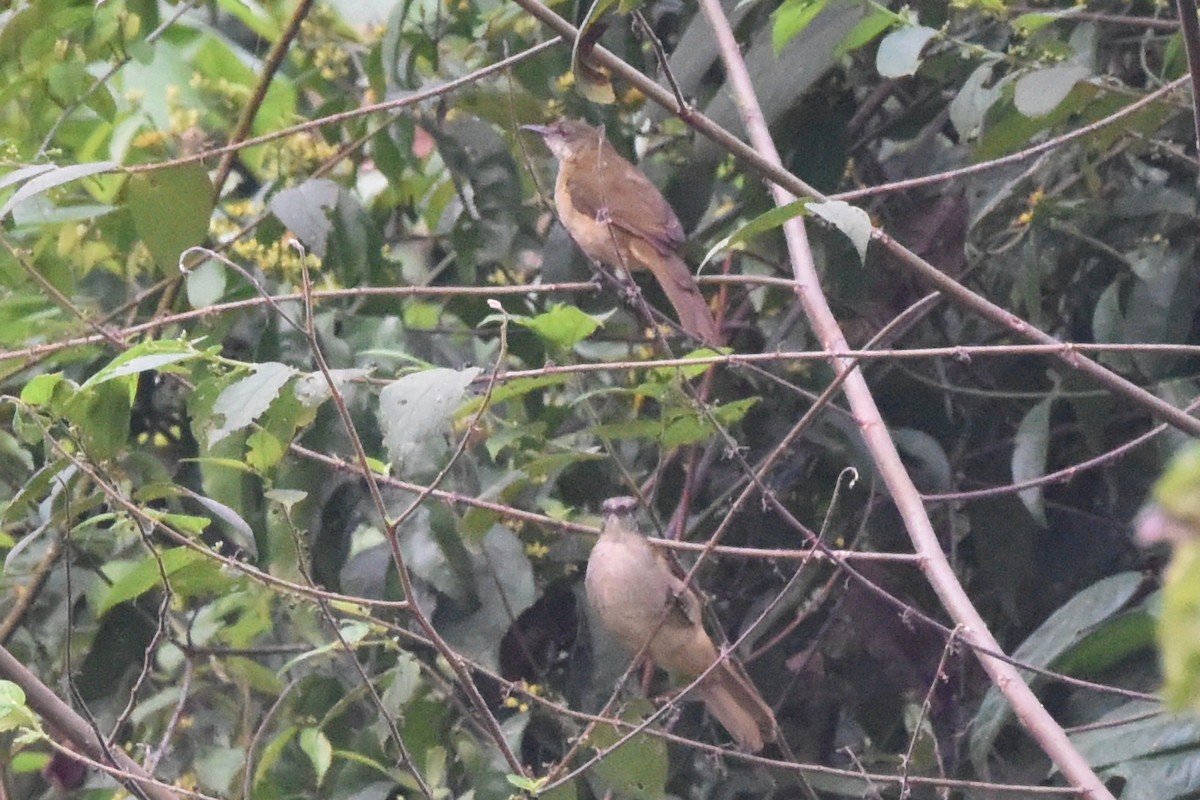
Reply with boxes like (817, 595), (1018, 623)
(521, 118), (603, 159)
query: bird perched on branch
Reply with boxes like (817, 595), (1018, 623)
(522, 119), (723, 345)
(584, 496), (777, 751)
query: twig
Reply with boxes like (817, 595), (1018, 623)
(693, 0), (1114, 796)
(212, 0), (316, 197)
(1172, 0), (1200, 159)
(0, 643), (180, 800)
(510, 0), (1200, 437)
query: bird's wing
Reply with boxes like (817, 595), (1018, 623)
(663, 569), (706, 629)
(565, 146), (685, 254)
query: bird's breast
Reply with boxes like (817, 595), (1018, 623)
(585, 535), (671, 641)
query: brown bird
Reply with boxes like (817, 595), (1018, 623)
(522, 119), (723, 345)
(585, 496), (778, 751)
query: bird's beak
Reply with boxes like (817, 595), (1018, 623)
(521, 124), (550, 136)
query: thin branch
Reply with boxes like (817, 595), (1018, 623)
(510, 0), (1200, 437)
(693, 0), (1114, 796)
(212, 0), (316, 197)
(830, 75), (1190, 202)
(36, 0), (202, 156)
(0, 643), (180, 800)
(1173, 0), (1200, 157)
(121, 40), (560, 176)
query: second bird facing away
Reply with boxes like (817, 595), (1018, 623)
(523, 119), (723, 346)
(584, 496), (778, 752)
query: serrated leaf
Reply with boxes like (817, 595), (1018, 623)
(587, 699), (667, 800)
(517, 304), (602, 349)
(208, 362), (296, 447)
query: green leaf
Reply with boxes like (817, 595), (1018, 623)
(458, 375), (569, 415)
(1153, 444), (1200, 524)
(700, 199), (808, 270)
(96, 547), (208, 617)
(1, 458), (73, 529)
(0, 681), (36, 733)
(143, 510), (212, 537)
(571, 0), (620, 104)
(1012, 8), (1081, 33)
(185, 258), (226, 308)
(127, 163), (214, 275)
(403, 301), (442, 331)
(949, 61), (1007, 140)
(208, 362), (296, 447)
(1053, 606), (1156, 677)
(19, 373), (68, 407)
(1160, 542), (1200, 711)
(0, 160), (117, 219)
(516, 304), (602, 349)
(773, 0), (831, 54)
(507, 774), (548, 793)
(80, 339), (199, 389)
(650, 349), (722, 381)
(265, 489), (308, 510)
(268, 179), (340, 258)
(587, 699), (667, 800)
(299, 727), (333, 784)
(835, 8), (899, 58)
(969, 572), (1146, 769)
(63, 377), (133, 461)
(253, 725), (297, 788)
(1071, 699), (1200, 768)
